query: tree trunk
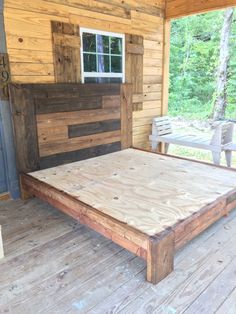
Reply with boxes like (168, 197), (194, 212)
(212, 8), (234, 121)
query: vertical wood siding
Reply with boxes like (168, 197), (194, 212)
(4, 0), (165, 149)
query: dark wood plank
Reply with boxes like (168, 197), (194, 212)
(53, 45), (81, 83)
(126, 42), (144, 55)
(51, 21), (80, 35)
(120, 84), (133, 149)
(102, 95), (120, 109)
(35, 96), (103, 114)
(51, 21), (81, 83)
(40, 142), (121, 169)
(52, 33), (80, 48)
(68, 119), (121, 138)
(8, 83), (40, 173)
(125, 34), (144, 112)
(77, 84), (121, 96)
(28, 83), (121, 97)
(9, 83), (130, 170)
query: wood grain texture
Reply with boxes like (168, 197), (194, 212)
(9, 83), (131, 171)
(1, 198), (236, 311)
(120, 84), (133, 149)
(23, 148), (236, 284)
(0, 193), (10, 201)
(9, 83), (40, 173)
(147, 230), (174, 284)
(30, 148), (236, 237)
(51, 21), (81, 83)
(161, 20), (170, 116)
(40, 142), (121, 169)
(35, 96), (103, 114)
(68, 119), (121, 138)
(4, 0), (165, 150)
(166, 0), (236, 19)
(39, 130), (121, 157)
(126, 34), (144, 112)
(21, 173), (149, 258)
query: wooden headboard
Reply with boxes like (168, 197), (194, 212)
(9, 83), (132, 173)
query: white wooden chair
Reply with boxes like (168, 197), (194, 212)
(149, 116), (234, 166)
(223, 142), (236, 167)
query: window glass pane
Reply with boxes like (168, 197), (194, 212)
(83, 33), (96, 52)
(110, 37), (122, 55)
(84, 77), (122, 83)
(111, 56), (122, 73)
(84, 53), (97, 72)
(97, 35), (109, 53)
(98, 55), (110, 73)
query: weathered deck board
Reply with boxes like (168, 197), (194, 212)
(216, 287), (236, 314)
(0, 199), (236, 312)
(91, 210), (236, 313)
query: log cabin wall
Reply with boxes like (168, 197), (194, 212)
(3, 0), (165, 150)
(166, 0), (236, 19)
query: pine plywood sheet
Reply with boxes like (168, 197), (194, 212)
(29, 149), (236, 236)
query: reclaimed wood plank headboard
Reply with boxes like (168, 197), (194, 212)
(9, 83), (132, 173)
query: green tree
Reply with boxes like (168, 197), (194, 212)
(212, 8), (234, 120)
(169, 10), (236, 120)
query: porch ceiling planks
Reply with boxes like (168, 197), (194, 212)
(166, 0), (236, 19)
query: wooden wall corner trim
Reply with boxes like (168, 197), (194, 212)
(120, 84), (133, 149)
(161, 19), (170, 116)
(125, 34), (144, 112)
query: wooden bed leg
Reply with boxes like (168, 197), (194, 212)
(147, 230), (175, 284)
(0, 226), (4, 259)
(20, 175), (33, 200)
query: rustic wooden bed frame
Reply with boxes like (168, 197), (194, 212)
(20, 159), (236, 284)
(9, 83), (236, 284)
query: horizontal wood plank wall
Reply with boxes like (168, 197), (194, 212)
(9, 83), (132, 173)
(166, 0), (236, 19)
(4, 0), (165, 150)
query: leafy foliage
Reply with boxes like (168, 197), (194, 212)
(169, 10), (236, 120)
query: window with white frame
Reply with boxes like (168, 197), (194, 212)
(80, 28), (125, 84)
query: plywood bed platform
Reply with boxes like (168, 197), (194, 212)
(21, 148), (236, 284)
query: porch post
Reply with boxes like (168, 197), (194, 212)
(0, 0), (20, 199)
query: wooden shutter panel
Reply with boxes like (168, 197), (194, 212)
(51, 21), (81, 83)
(125, 35), (144, 111)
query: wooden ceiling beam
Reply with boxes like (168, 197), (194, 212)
(166, 0), (236, 19)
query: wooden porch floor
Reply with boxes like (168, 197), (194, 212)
(0, 199), (236, 313)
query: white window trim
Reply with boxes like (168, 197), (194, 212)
(80, 27), (125, 83)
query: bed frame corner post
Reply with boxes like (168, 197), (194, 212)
(147, 229), (175, 284)
(19, 174), (32, 200)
